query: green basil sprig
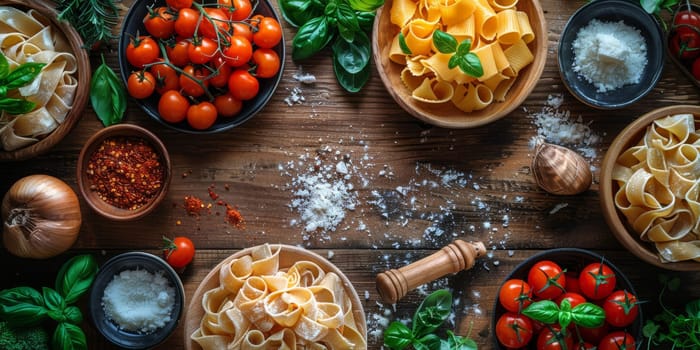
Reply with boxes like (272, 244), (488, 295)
(90, 55), (127, 127)
(280, 0), (381, 92)
(523, 298), (605, 330)
(383, 289), (478, 350)
(431, 30), (483, 78)
(0, 254), (98, 350)
(0, 52), (46, 114)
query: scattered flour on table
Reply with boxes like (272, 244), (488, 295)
(284, 69), (316, 106)
(572, 19), (647, 93)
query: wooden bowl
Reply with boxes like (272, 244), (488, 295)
(372, 0), (547, 128)
(183, 244), (367, 350)
(0, 0), (90, 161)
(600, 105), (700, 271)
(76, 124), (171, 221)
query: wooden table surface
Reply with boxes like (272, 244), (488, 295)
(1, 0), (700, 349)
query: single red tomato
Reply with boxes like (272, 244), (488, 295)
(158, 90), (190, 123)
(187, 101), (218, 130)
(219, 0), (252, 21)
(579, 262), (616, 300)
(603, 290), (639, 328)
(495, 312), (534, 349)
(165, 38), (190, 67)
(166, 0), (192, 10)
(673, 10), (700, 36)
(199, 8), (230, 39)
(670, 30), (700, 60)
(126, 36), (160, 68)
(232, 22), (253, 42)
(214, 93), (243, 118)
(143, 6), (175, 39)
(208, 55), (232, 88)
(174, 8), (199, 38)
(163, 236), (195, 269)
(537, 325), (574, 350)
(127, 70), (156, 99)
(228, 69), (259, 101)
(188, 36), (218, 64)
(598, 331), (635, 350)
(223, 35), (253, 67)
(180, 65), (210, 97)
(253, 16), (283, 49)
(576, 322), (609, 345)
(149, 61), (179, 94)
(252, 48), (281, 78)
(498, 278), (533, 313)
(555, 292), (587, 308)
(527, 260), (566, 300)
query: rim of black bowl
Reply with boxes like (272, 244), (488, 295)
(491, 248), (643, 350)
(557, 0), (664, 110)
(118, 0), (285, 134)
(89, 252), (185, 349)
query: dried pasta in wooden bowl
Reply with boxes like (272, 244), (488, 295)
(184, 244), (367, 350)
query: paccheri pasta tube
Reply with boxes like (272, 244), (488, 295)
(612, 113), (700, 263)
(191, 244), (366, 349)
(0, 6), (77, 151)
(388, 0), (535, 112)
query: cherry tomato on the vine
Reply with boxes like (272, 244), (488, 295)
(166, 0), (192, 10)
(158, 90), (190, 123)
(214, 93), (243, 118)
(223, 35), (253, 67)
(180, 65), (210, 97)
(579, 262), (616, 300)
(537, 325), (574, 350)
(199, 8), (231, 39)
(143, 6), (175, 39)
(252, 17), (283, 49)
(232, 22), (253, 43)
(495, 312), (533, 349)
(228, 69), (259, 100)
(188, 36), (218, 64)
(208, 56), (232, 88)
(603, 290), (639, 327)
(252, 48), (280, 78)
(219, 0), (252, 21)
(149, 61), (179, 94)
(126, 36), (160, 68)
(498, 278), (533, 313)
(187, 101), (218, 130)
(166, 38), (190, 67)
(674, 10), (700, 37)
(127, 71), (156, 99)
(174, 8), (200, 38)
(598, 331), (635, 350)
(163, 236), (195, 269)
(527, 260), (566, 300)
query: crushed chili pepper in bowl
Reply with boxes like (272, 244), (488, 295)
(77, 124), (171, 221)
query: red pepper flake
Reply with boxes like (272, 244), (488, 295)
(184, 196), (204, 216)
(208, 184), (219, 201)
(224, 184), (230, 191)
(86, 136), (164, 210)
(225, 204), (245, 229)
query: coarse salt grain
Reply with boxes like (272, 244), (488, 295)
(102, 269), (175, 334)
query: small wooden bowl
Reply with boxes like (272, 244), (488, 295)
(76, 124), (171, 221)
(599, 105), (700, 271)
(183, 244), (367, 350)
(0, 0), (90, 161)
(372, 0), (547, 128)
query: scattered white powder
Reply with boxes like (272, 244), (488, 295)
(291, 171), (356, 232)
(284, 70), (316, 106)
(572, 19), (647, 92)
(102, 269), (175, 334)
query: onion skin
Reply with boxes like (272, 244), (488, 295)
(1, 174), (82, 259)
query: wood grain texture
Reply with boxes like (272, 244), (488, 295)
(0, 0), (699, 349)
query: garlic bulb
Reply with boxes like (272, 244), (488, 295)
(2, 174), (82, 258)
(532, 142), (592, 195)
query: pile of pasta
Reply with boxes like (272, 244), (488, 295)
(191, 244), (366, 349)
(388, 0), (535, 112)
(612, 113), (700, 263)
(0, 6), (77, 151)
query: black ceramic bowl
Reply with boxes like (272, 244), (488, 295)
(492, 248), (642, 349)
(558, 0), (664, 109)
(89, 252), (185, 349)
(118, 0), (285, 134)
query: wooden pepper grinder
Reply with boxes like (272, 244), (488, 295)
(376, 240), (486, 304)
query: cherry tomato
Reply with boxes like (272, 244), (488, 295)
(598, 331), (635, 350)
(603, 290), (639, 328)
(126, 36), (160, 68)
(166, 0), (192, 10)
(223, 35), (253, 67)
(166, 38), (190, 67)
(228, 69), (259, 100)
(214, 93), (243, 118)
(208, 56), (232, 88)
(564, 271), (581, 294)
(576, 322), (609, 345)
(149, 61), (179, 94)
(495, 312), (533, 349)
(188, 36), (218, 64)
(174, 8), (199, 38)
(252, 48), (280, 78)
(693, 57), (700, 81)
(143, 6), (175, 39)
(232, 22), (253, 42)
(673, 10), (700, 36)
(537, 325), (574, 350)
(253, 17), (282, 49)
(527, 260), (566, 300)
(180, 65), (210, 97)
(158, 90), (190, 123)
(219, 0), (252, 21)
(498, 278), (533, 313)
(670, 30), (700, 60)
(555, 292), (587, 308)
(163, 236), (195, 269)
(187, 101), (218, 130)
(579, 262), (616, 300)
(127, 71), (156, 99)
(199, 8), (230, 39)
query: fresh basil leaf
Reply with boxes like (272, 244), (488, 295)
(42, 288), (65, 314)
(0, 97), (36, 114)
(433, 30), (458, 54)
(55, 255), (98, 305)
(52, 322), (87, 350)
(62, 306), (83, 325)
(90, 58), (126, 127)
(416, 334), (442, 350)
(332, 31), (370, 74)
(640, 0), (660, 13)
(383, 321), (413, 350)
(278, 0), (325, 27)
(355, 11), (375, 32)
(523, 300), (560, 324)
(347, 0), (384, 12)
(5, 62), (45, 89)
(412, 289), (452, 338)
(447, 330), (478, 350)
(333, 47), (371, 93)
(335, 2), (360, 42)
(571, 302), (605, 328)
(0, 52), (9, 80)
(398, 33), (412, 55)
(0, 287), (48, 327)
(457, 53), (483, 77)
(292, 16), (335, 61)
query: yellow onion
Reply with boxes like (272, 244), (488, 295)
(2, 174), (81, 258)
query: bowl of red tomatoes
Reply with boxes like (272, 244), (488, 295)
(493, 248), (642, 350)
(118, 0), (285, 133)
(667, 2), (700, 88)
